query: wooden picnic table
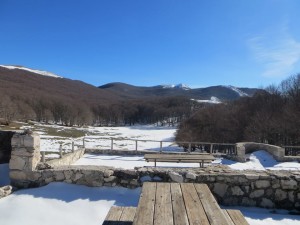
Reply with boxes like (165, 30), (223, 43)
(144, 153), (215, 167)
(132, 182), (248, 225)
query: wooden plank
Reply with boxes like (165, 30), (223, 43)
(181, 183), (210, 225)
(144, 154), (215, 160)
(224, 210), (249, 225)
(103, 206), (123, 225)
(170, 183), (189, 225)
(133, 182), (156, 225)
(120, 207), (136, 223)
(194, 184), (234, 225)
(154, 183), (173, 225)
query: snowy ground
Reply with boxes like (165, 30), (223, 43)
(74, 150), (300, 171)
(0, 174), (299, 225)
(1, 124), (299, 224)
(36, 125), (180, 153)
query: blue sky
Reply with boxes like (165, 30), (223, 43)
(1, 0), (300, 88)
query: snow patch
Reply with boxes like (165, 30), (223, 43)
(191, 96), (222, 104)
(161, 83), (191, 90)
(224, 85), (249, 97)
(0, 65), (62, 78)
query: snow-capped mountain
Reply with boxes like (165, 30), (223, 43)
(161, 83), (191, 90)
(224, 85), (249, 97)
(0, 65), (62, 78)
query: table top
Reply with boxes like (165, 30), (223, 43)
(144, 153), (215, 160)
(133, 182), (235, 225)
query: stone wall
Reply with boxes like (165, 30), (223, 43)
(14, 165), (300, 211)
(235, 142), (286, 162)
(8, 133), (300, 211)
(46, 148), (85, 167)
(9, 132), (41, 186)
(0, 131), (15, 163)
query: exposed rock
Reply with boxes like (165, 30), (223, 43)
(186, 172), (197, 180)
(213, 183), (228, 198)
(275, 189), (287, 201)
(250, 190), (264, 198)
(255, 180), (270, 188)
(281, 180), (297, 190)
(231, 186), (244, 196)
(169, 172), (183, 183)
(260, 198), (274, 208)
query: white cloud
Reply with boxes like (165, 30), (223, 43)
(248, 28), (300, 78)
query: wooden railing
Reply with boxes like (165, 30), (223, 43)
(283, 146), (300, 156)
(82, 136), (237, 155)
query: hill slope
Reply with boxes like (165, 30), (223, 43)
(99, 82), (260, 101)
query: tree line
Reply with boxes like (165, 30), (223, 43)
(176, 74), (300, 146)
(0, 93), (193, 127)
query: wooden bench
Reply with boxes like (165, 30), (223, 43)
(132, 182), (249, 225)
(102, 206), (136, 225)
(144, 153), (215, 167)
(223, 209), (249, 225)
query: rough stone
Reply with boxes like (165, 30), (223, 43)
(169, 172), (183, 183)
(9, 156), (26, 170)
(231, 186), (244, 196)
(255, 180), (270, 188)
(186, 172), (197, 180)
(275, 189), (287, 201)
(213, 183), (228, 198)
(10, 171), (27, 180)
(281, 179), (297, 190)
(104, 176), (116, 183)
(250, 190), (264, 198)
(288, 191), (294, 202)
(260, 198), (274, 208)
(241, 197), (256, 206)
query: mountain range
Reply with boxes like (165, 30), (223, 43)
(0, 65), (261, 104)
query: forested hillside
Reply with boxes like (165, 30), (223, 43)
(176, 74), (300, 146)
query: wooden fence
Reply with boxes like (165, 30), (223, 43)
(283, 146), (300, 156)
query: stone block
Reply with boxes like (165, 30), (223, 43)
(10, 171), (27, 180)
(255, 180), (270, 188)
(104, 176), (116, 183)
(250, 190), (264, 198)
(169, 172), (183, 183)
(213, 183), (228, 198)
(231, 186), (244, 196)
(275, 189), (287, 201)
(281, 180), (297, 190)
(241, 197), (256, 206)
(260, 198), (274, 208)
(186, 172), (197, 180)
(54, 171), (65, 181)
(9, 156), (26, 170)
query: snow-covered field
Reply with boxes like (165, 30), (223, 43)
(1, 124), (300, 224)
(36, 125), (180, 153)
(74, 150), (300, 171)
(0, 172), (299, 225)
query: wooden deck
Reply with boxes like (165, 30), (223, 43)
(144, 153), (215, 167)
(132, 182), (249, 225)
(103, 206), (136, 225)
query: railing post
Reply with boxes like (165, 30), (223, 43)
(111, 138), (114, 151)
(82, 137), (85, 148)
(59, 144), (63, 158)
(72, 141), (74, 152)
(41, 151), (45, 163)
(160, 141), (163, 153)
(188, 143), (191, 153)
(135, 140), (138, 152)
(210, 144), (213, 153)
